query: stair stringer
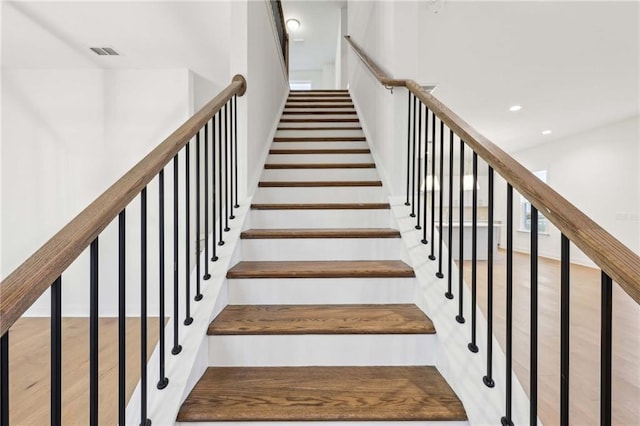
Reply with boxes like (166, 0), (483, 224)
(391, 196), (539, 426)
(124, 200), (252, 425)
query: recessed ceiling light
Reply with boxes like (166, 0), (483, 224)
(286, 19), (300, 31)
(542, 130), (552, 135)
(509, 105), (522, 112)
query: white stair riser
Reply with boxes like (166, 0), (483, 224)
(250, 209), (392, 228)
(208, 334), (437, 366)
(267, 153), (373, 163)
(282, 114), (359, 120)
(261, 168), (379, 181)
(253, 187), (385, 203)
(276, 129), (364, 138)
(271, 141), (367, 150)
(240, 238), (401, 261)
(227, 277), (415, 305)
(277, 122), (359, 129)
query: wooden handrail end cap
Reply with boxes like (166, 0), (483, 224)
(233, 74), (248, 96)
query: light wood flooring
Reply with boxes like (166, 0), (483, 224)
(459, 250), (639, 425)
(6, 317), (160, 425)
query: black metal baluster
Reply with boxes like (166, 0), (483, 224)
(405, 91), (412, 207)
(224, 104), (230, 232)
(560, 234), (570, 426)
(410, 95), (417, 217)
(211, 114), (220, 258)
(1, 332), (8, 426)
(218, 111), (225, 246)
(601, 271), (613, 426)
(157, 173), (168, 390)
(118, 210), (127, 422)
(171, 155), (182, 356)
(421, 107), (429, 245)
(530, 206), (539, 424)
(203, 122), (212, 278)
(140, 188), (150, 425)
(89, 238), (99, 426)
(436, 120), (445, 278)
(483, 167), (495, 388)
(469, 152), (479, 353)
(501, 184), (514, 426)
(415, 103), (423, 230)
(184, 143), (193, 326)
(51, 276), (62, 426)
(445, 130), (454, 299)
(195, 131), (203, 302)
(429, 112), (437, 261)
(229, 99), (235, 220)
(456, 141), (465, 323)
(233, 95), (239, 209)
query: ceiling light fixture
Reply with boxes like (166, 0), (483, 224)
(542, 130), (552, 135)
(286, 18), (300, 31)
(509, 105), (522, 112)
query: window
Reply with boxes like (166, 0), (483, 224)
(521, 170), (548, 233)
(289, 80), (312, 90)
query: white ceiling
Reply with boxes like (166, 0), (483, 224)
(282, 0), (346, 71)
(414, 1), (640, 153)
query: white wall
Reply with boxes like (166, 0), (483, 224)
(334, 6), (348, 89)
(347, 1), (420, 196)
(238, 0), (289, 194)
(322, 63), (336, 89)
(1, 69), (192, 316)
(496, 116), (640, 264)
(289, 69), (323, 89)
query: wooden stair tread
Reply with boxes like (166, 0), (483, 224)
(285, 104), (354, 108)
(274, 136), (366, 142)
(258, 180), (382, 187)
(240, 228), (400, 239)
(227, 260), (415, 279)
(208, 304), (434, 335)
(283, 111), (358, 115)
(177, 366), (467, 422)
(269, 148), (370, 154)
(277, 126), (363, 130)
(250, 202), (390, 210)
(264, 163), (375, 169)
(287, 98), (353, 102)
(279, 118), (359, 123)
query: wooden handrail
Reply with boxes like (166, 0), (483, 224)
(345, 35), (640, 305)
(0, 75), (247, 336)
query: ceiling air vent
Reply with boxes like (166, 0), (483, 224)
(90, 47), (120, 56)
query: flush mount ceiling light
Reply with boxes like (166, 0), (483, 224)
(542, 130), (552, 135)
(509, 105), (522, 112)
(286, 18), (300, 31)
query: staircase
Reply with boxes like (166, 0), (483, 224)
(176, 90), (467, 424)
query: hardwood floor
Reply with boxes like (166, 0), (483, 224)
(7, 317), (160, 425)
(459, 250), (639, 425)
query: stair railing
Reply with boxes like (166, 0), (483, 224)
(0, 75), (247, 426)
(345, 34), (639, 425)
(269, 0), (289, 75)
